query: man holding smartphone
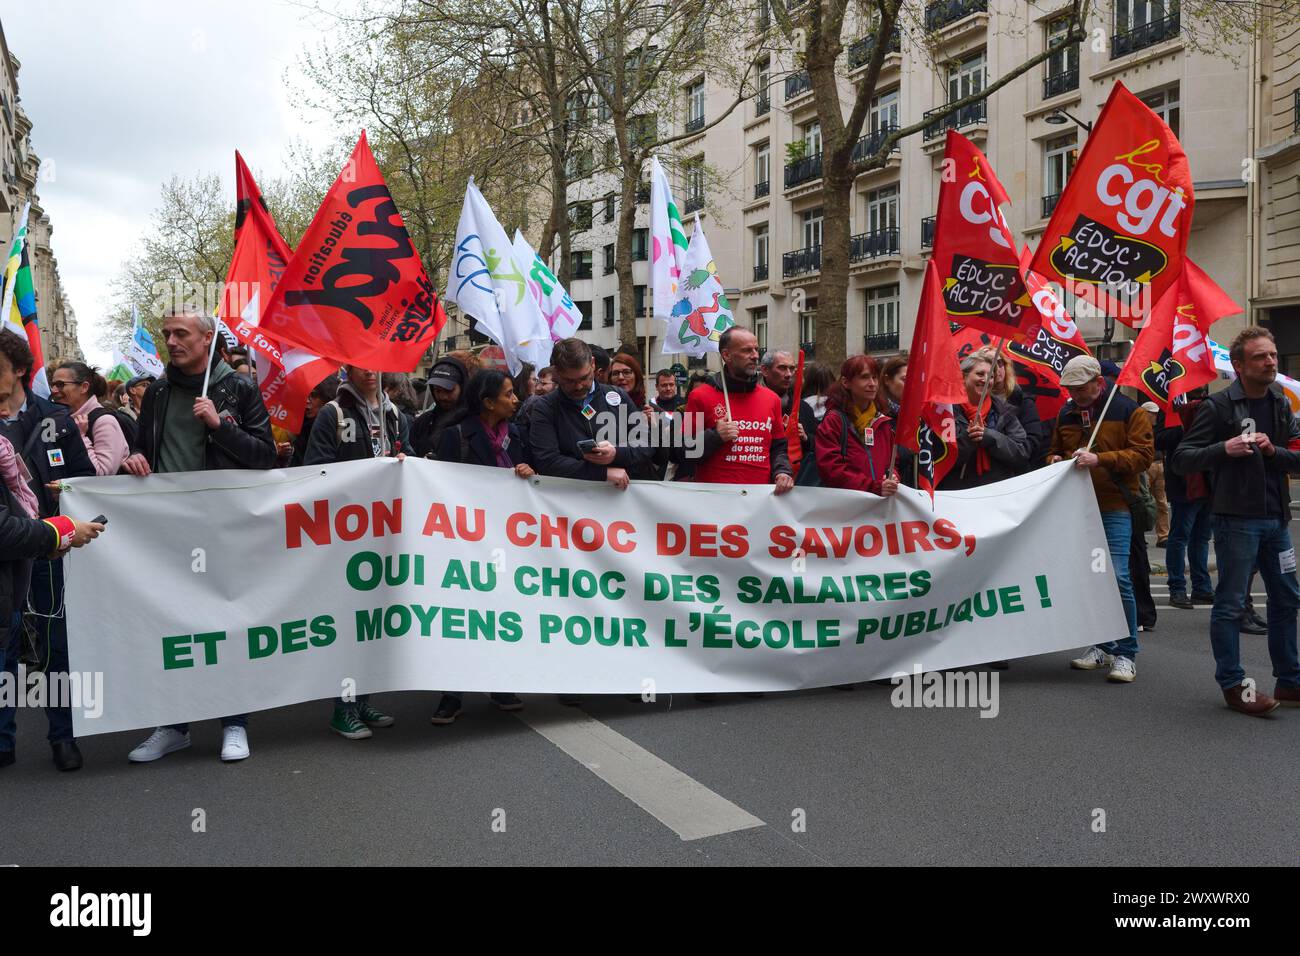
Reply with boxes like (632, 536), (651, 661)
(527, 338), (653, 491)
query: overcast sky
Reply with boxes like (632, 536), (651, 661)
(4, 1), (343, 366)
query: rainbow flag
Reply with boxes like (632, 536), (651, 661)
(0, 203), (48, 397)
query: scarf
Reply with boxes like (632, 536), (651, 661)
(960, 395), (992, 476)
(484, 418), (512, 469)
(0, 434), (38, 518)
(848, 402), (877, 442)
(339, 382), (396, 456)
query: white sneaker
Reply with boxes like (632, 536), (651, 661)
(1069, 646), (1110, 670)
(1107, 656), (1137, 683)
(220, 726), (250, 762)
(128, 727), (191, 763)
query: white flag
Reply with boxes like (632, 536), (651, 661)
(662, 215), (735, 356)
(649, 156), (688, 324)
(449, 179), (551, 375)
(511, 230), (581, 343)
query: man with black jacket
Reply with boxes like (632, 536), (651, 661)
(1172, 327), (1300, 717)
(528, 338), (653, 491)
(0, 330), (96, 771)
(123, 308), (276, 761)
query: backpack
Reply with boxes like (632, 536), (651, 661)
(86, 407), (137, 472)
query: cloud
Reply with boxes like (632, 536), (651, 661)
(4, 0), (341, 363)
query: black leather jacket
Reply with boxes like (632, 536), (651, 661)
(134, 367), (277, 472)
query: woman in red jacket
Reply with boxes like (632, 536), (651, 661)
(815, 354), (899, 496)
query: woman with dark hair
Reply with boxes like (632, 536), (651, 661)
(50, 362), (130, 476)
(879, 356), (907, 418)
(815, 355), (899, 497)
(796, 362), (836, 486)
(431, 368), (533, 724)
(608, 352), (647, 409)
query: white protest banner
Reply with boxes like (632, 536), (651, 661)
(62, 461), (1122, 736)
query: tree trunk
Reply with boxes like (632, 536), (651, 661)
(616, 154), (640, 349)
(818, 170), (853, 367)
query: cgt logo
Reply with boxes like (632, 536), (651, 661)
(1139, 352), (1186, 402)
(50, 886), (151, 936)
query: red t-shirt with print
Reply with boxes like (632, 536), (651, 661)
(686, 380), (784, 484)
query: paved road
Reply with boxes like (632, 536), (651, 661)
(3, 537), (1295, 866)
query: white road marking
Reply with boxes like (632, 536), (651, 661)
(517, 700), (766, 842)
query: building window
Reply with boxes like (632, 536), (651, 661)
(686, 78), (705, 131)
(604, 193), (615, 223)
(756, 57), (771, 114)
(632, 227), (649, 261)
(684, 157), (705, 213)
(869, 88), (899, 133)
(799, 301), (817, 352)
(1043, 133), (1078, 217)
(1140, 84), (1180, 137)
(575, 300), (593, 331)
(630, 114), (656, 149)
(802, 207), (824, 249)
(571, 250), (593, 280)
(633, 284), (647, 315)
(801, 120), (822, 157)
(567, 149), (593, 179)
(1116, 0), (1171, 34)
(866, 284), (900, 351)
(755, 142), (770, 193)
(1044, 15), (1080, 99)
(948, 51), (986, 104)
(603, 295), (615, 327)
(603, 243), (615, 274)
(753, 223), (769, 280)
(568, 201), (593, 231)
(751, 307), (768, 353)
(866, 185), (899, 234)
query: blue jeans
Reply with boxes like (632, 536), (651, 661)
(1166, 499), (1213, 596)
(1099, 509), (1139, 659)
(1209, 516), (1300, 690)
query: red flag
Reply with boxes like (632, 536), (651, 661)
(1116, 260), (1241, 408)
(260, 131), (447, 371)
(1029, 82), (1194, 327)
(1003, 248), (1092, 422)
(930, 131), (1035, 340)
(785, 349), (805, 470)
(221, 152), (339, 434)
(897, 260), (967, 496)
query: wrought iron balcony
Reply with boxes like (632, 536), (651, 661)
(921, 216), (936, 248)
(1043, 66), (1079, 100)
(923, 99), (987, 140)
(785, 70), (812, 100)
(756, 93), (770, 116)
(684, 193), (705, 214)
(784, 152), (823, 188)
(1111, 8), (1180, 59)
(754, 179), (770, 199)
(685, 114), (705, 134)
(850, 227), (900, 261)
(783, 246), (821, 278)
(866, 330), (900, 353)
(1042, 192), (1062, 219)
(851, 123), (900, 163)
(847, 31), (901, 70)
(754, 263), (769, 282)
(924, 0), (987, 32)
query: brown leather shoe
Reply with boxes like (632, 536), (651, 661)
(1272, 684), (1300, 707)
(1223, 683), (1280, 717)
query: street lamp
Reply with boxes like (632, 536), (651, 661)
(1045, 108), (1093, 132)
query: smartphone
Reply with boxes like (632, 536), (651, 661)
(577, 439), (597, 454)
(92, 514), (108, 525)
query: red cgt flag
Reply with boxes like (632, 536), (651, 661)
(222, 151), (339, 434)
(1116, 259), (1241, 408)
(897, 260), (967, 497)
(1004, 247), (1092, 422)
(260, 131), (446, 371)
(1029, 81), (1194, 327)
(930, 131), (1035, 340)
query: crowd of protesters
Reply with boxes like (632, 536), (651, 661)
(1, 312), (1297, 774)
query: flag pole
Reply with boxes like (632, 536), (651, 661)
(201, 318), (222, 397)
(644, 294), (651, 382)
(1084, 377), (1120, 453)
(378, 371), (387, 456)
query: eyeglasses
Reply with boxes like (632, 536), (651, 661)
(49, 380), (77, 391)
(609, 369), (634, 379)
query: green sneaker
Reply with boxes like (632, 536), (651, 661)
(330, 708), (372, 740)
(358, 702), (395, 728)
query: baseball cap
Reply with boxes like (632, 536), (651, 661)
(1140, 401), (1160, 415)
(426, 358), (466, 392)
(1060, 355), (1102, 388)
